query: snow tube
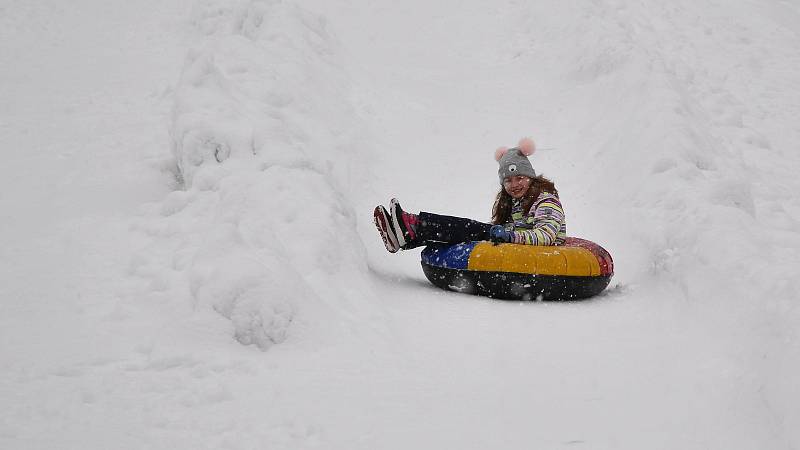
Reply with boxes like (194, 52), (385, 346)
(420, 237), (614, 300)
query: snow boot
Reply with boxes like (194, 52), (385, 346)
(374, 205), (400, 253)
(389, 198), (419, 249)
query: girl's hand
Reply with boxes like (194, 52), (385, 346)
(489, 225), (513, 243)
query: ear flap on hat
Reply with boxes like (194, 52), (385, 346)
(494, 146), (509, 162)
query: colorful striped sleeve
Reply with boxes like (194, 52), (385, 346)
(510, 193), (566, 246)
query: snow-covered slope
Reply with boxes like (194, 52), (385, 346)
(136, 0), (379, 350)
(2, 0), (799, 448)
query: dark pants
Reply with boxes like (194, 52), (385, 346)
(406, 212), (493, 249)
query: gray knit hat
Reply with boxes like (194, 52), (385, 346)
(495, 137), (536, 184)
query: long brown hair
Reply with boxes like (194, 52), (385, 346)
(491, 175), (558, 225)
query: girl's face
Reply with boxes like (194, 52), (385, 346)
(503, 175), (532, 199)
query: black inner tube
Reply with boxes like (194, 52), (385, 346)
(421, 263), (612, 301)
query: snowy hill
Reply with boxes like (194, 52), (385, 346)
(2, 0), (799, 448)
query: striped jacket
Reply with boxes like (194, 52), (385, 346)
(506, 192), (567, 246)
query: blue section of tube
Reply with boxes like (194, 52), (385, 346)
(420, 242), (479, 270)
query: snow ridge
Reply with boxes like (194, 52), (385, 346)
(132, 0), (374, 350)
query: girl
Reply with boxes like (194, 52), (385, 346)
(374, 138), (567, 253)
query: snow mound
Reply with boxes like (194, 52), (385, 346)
(132, 0), (375, 350)
(173, 0), (360, 188)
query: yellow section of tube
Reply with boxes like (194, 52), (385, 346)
(467, 242), (601, 276)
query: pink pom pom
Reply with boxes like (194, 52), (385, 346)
(494, 146), (509, 162)
(517, 137), (536, 156)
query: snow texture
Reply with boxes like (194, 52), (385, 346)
(146, 0), (376, 350)
(1, 0), (799, 448)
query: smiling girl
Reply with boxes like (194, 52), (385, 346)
(374, 137), (566, 253)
